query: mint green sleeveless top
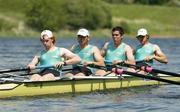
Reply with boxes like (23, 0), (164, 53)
(105, 42), (127, 62)
(135, 43), (155, 66)
(73, 45), (94, 63)
(39, 47), (63, 66)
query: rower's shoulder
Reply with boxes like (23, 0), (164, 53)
(123, 43), (133, 49)
(149, 43), (160, 49)
(89, 44), (100, 51)
(59, 47), (71, 52)
(102, 42), (110, 47)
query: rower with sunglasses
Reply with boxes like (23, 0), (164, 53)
(66, 28), (106, 76)
(134, 28), (168, 67)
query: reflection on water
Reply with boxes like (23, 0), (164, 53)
(0, 37), (180, 112)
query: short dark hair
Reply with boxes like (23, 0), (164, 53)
(112, 26), (124, 36)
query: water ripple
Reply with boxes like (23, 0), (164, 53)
(0, 38), (180, 112)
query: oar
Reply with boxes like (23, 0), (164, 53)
(105, 60), (180, 77)
(0, 65), (54, 74)
(118, 63), (180, 77)
(123, 70), (180, 85)
(0, 72), (36, 78)
(87, 64), (180, 85)
(0, 65), (75, 79)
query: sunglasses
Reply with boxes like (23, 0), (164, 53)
(136, 35), (145, 39)
(41, 39), (51, 43)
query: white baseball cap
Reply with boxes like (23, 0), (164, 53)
(137, 28), (148, 37)
(77, 28), (89, 37)
(41, 30), (53, 39)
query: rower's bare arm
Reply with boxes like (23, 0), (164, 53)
(27, 56), (39, 69)
(125, 45), (135, 65)
(154, 45), (168, 64)
(61, 48), (81, 65)
(93, 46), (105, 66)
(100, 42), (108, 57)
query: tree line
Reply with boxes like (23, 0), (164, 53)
(0, 0), (179, 32)
(25, 0), (112, 31)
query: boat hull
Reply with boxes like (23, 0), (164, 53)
(0, 76), (179, 98)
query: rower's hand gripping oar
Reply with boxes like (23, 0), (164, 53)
(0, 65), (54, 74)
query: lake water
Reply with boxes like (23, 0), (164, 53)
(0, 37), (180, 112)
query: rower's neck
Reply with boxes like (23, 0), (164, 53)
(114, 42), (122, 48)
(45, 45), (56, 51)
(80, 44), (88, 49)
(142, 41), (149, 46)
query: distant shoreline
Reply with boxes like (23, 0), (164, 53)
(0, 29), (179, 39)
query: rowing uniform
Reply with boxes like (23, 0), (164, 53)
(72, 44), (95, 75)
(104, 42), (127, 70)
(105, 42), (127, 62)
(40, 47), (63, 66)
(39, 47), (63, 76)
(73, 45), (94, 63)
(135, 43), (155, 66)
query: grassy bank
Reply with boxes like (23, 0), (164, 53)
(0, 3), (180, 38)
(111, 4), (180, 38)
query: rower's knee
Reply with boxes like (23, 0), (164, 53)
(30, 74), (41, 81)
(41, 73), (55, 81)
(95, 70), (106, 76)
(64, 73), (74, 77)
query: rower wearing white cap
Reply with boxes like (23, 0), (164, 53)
(134, 28), (168, 66)
(67, 28), (106, 76)
(27, 30), (80, 81)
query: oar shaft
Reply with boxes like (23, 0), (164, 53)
(0, 68), (29, 74)
(87, 64), (107, 71)
(152, 69), (180, 77)
(87, 64), (180, 85)
(123, 71), (180, 85)
(0, 65), (54, 74)
(117, 62), (180, 77)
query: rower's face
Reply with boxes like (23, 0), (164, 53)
(137, 35), (148, 45)
(77, 35), (89, 45)
(112, 31), (122, 45)
(41, 35), (53, 48)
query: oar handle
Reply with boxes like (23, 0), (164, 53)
(105, 60), (151, 71)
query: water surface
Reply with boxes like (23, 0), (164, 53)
(0, 37), (180, 112)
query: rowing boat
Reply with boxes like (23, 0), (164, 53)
(0, 74), (180, 98)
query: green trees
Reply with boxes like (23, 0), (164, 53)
(25, 0), (112, 31)
(25, 0), (65, 31)
(63, 0), (111, 30)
